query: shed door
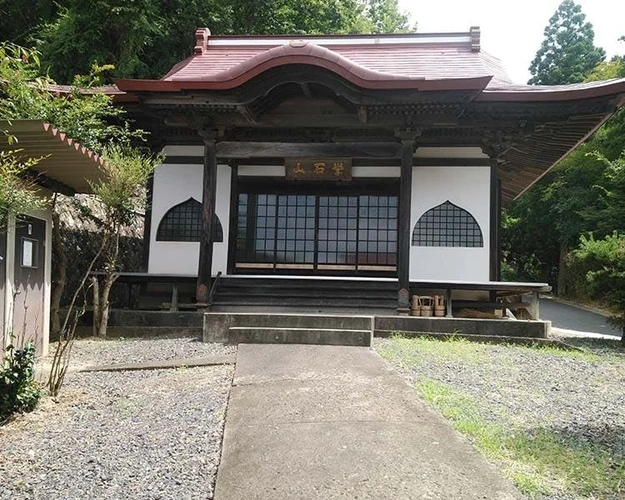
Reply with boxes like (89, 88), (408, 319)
(12, 216), (46, 350)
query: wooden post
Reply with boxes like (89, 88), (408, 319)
(196, 132), (218, 305)
(445, 288), (454, 318)
(489, 159), (501, 281)
(396, 129), (420, 314)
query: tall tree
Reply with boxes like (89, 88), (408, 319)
(528, 0), (605, 85)
(37, 0), (413, 83)
(0, 0), (63, 45)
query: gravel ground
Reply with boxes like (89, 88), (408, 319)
(49, 336), (237, 369)
(374, 336), (625, 499)
(0, 339), (235, 500)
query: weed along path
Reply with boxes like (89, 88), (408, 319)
(213, 344), (521, 500)
(376, 336), (625, 499)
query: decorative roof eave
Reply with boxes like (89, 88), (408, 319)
(114, 42), (493, 93)
(0, 119), (106, 194)
(477, 78), (625, 102)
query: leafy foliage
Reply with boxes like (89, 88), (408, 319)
(37, 0), (412, 83)
(572, 232), (625, 341)
(93, 144), (161, 229)
(528, 0), (605, 85)
(0, 342), (42, 424)
(0, 150), (47, 231)
(0, 43), (142, 152)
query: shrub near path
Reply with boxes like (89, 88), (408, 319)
(375, 336), (625, 499)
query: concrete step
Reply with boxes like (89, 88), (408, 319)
(228, 327), (372, 347)
(204, 312), (375, 344)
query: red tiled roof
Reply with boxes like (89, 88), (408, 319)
(479, 78), (625, 101)
(116, 27), (508, 92)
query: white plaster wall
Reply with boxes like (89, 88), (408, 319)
(149, 163), (231, 275)
(410, 166), (491, 281)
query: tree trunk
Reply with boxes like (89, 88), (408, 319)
(50, 206), (67, 337)
(92, 276), (100, 338)
(557, 242), (568, 296)
(94, 231), (120, 338)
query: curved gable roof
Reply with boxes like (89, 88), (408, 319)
(116, 27), (503, 92)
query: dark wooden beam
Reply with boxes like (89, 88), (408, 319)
(142, 173), (154, 272)
(489, 159), (500, 281)
(26, 169), (76, 196)
(215, 141), (402, 159)
(163, 155), (492, 168)
(396, 129), (421, 314)
(196, 132), (218, 305)
(227, 161), (239, 274)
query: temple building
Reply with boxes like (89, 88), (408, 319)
(113, 27), (625, 314)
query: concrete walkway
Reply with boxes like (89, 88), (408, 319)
(214, 344), (521, 500)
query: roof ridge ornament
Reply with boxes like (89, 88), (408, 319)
(470, 26), (480, 52)
(289, 39), (309, 48)
(194, 27), (211, 55)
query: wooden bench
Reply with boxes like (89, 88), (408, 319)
(409, 280), (552, 320)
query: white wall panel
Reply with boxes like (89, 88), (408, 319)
(409, 166), (490, 281)
(149, 163), (231, 275)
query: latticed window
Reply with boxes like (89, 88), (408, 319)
(156, 198), (223, 242)
(412, 201), (483, 247)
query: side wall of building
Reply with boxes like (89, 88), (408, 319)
(149, 146), (231, 275)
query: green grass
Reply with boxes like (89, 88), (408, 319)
(378, 336), (625, 498)
(418, 378), (623, 498)
(378, 334), (490, 366)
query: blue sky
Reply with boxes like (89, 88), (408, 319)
(398, 0), (625, 83)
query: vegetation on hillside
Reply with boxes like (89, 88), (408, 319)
(504, 1), (625, 341)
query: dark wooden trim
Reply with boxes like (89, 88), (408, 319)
(216, 142), (402, 159)
(489, 160), (500, 281)
(496, 178), (502, 281)
(397, 137), (415, 311)
(227, 162), (239, 274)
(142, 173), (154, 272)
(237, 177), (399, 194)
(196, 138), (218, 304)
(163, 155), (204, 164)
(226, 157), (491, 168)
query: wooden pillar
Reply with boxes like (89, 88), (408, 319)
(196, 133), (218, 305)
(396, 130), (419, 314)
(489, 159), (501, 281)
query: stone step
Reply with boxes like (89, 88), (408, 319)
(204, 312), (375, 344)
(228, 327), (372, 347)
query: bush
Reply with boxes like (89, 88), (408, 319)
(571, 232), (625, 342)
(0, 342), (42, 424)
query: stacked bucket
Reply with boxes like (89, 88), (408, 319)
(411, 295), (445, 317)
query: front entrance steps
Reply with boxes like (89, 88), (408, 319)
(211, 276), (398, 312)
(203, 312), (550, 346)
(205, 313), (375, 347)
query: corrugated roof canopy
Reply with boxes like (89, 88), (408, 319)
(0, 120), (105, 194)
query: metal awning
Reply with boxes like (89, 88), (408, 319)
(0, 119), (105, 194)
